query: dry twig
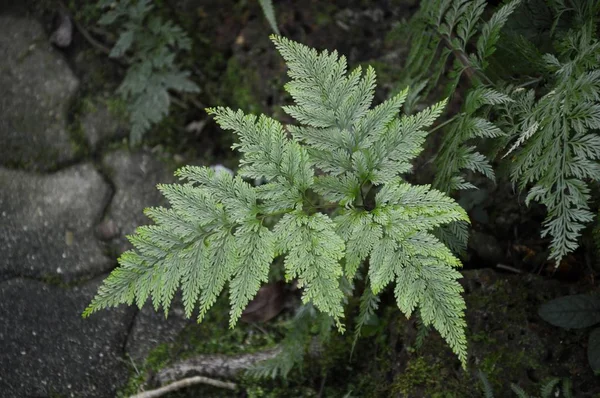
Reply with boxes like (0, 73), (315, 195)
(130, 376), (236, 398)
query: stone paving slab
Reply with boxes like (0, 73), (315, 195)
(0, 278), (134, 397)
(0, 163), (113, 282)
(0, 15), (79, 170)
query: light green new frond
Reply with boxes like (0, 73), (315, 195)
(354, 89), (409, 150)
(335, 209), (383, 278)
(272, 35), (348, 128)
(85, 164), (275, 328)
(365, 225), (468, 367)
(156, 182), (226, 228)
(362, 178), (468, 365)
(174, 166), (258, 223)
(375, 181), (469, 222)
(368, 235), (400, 294)
(336, 65), (377, 130)
(386, 198), (469, 234)
(229, 222), (275, 327)
(369, 99), (447, 184)
(313, 174), (361, 206)
(207, 108), (285, 180)
(272, 36), (378, 133)
(393, 260), (422, 318)
(400, 231), (462, 268)
(417, 263), (467, 367)
(208, 108), (310, 184)
(83, 251), (152, 317)
(207, 107), (314, 209)
(180, 241), (204, 318)
(197, 231), (237, 322)
(87, 36), (471, 372)
(274, 212), (346, 330)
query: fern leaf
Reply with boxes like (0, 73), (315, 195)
(274, 212), (346, 331)
(87, 36), (470, 370)
(477, 370), (494, 398)
(504, 25), (600, 263)
(510, 383), (530, 398)
(351, 285), (380, 355)
(229, 222), (275, 327)
(476, 0), (522, 67)
(335, 209), (383, 278)
(258, 0), (280, 35)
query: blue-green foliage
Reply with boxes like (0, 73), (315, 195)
(403, 0), (520, 255)
(98, 0), (199, 145)
(84, 36), (469, 367)
(501, 16), (600, 263)
(406, 0), (600, 265)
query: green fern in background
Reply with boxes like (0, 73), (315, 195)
(98, 0), (199, 145)
(478, 371), (573, 398)
(499, 4), (600, 264)
(406, 0), (600, 265)
(85, 36), (470, 369)
(403, 0), (520, 254)
(258, 0), (280, 35)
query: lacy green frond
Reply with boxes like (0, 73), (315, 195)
(274, 212), (346, 331)
(403, 0), (521, 258)
(501, 23), (600, 263)
(99, 0), (199, 145)
(86, 35), (470, 369)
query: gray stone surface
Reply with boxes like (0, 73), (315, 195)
(0, 163), (113, 281)
(0, 15), (79, 170)
(0, 278), (134, 398)
(126, 295), (191, 364)
(81, 98), (127, 150)
(102, 149), (175, 253)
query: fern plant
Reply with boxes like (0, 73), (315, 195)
(406, 0), (600, 265)
(401, 0), (521, 254)
(84, 36), (470, 368)
(500, 16), (600, 263)
(98, 0), (199, 145)
(478, 371), (573, 398)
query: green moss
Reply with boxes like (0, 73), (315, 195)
(392, 357), (442, 395)
(105, 97), (129, 122)
(221, 57), (262, 114)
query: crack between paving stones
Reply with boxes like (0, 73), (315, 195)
(0, 271), (113, 289)
(121, 306), (141, 357)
